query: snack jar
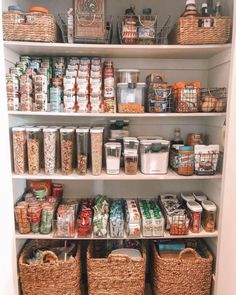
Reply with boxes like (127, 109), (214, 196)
(26, 127), (41, 175)
(178, 146), (194, 176)
(60, 128), (74, 175)
(76, 127), (90, 175)
(90, 127), (104, 176)
(124, 153), (138, 175)
(202, 200), (217, 232)
(12, 127), (27, 174)
(187, 201), (203, 233)
(105, 142), (121, 175)
(43, 128), (57, 175)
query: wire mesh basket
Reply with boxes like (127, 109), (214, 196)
(146, 86), (173, 113)
(118, 15), (170, 45)
(200, 87), (227, 112)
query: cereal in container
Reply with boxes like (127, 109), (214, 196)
(12, 127), (27, 174)
(26, 127), (41, 175)
(202, 200), (217, 232)
(76, 127), (89, 175)
(187, 201), (203, 233)
(90, 127), (104, 176)
(60, 128), (74, 175)
(43, 128), (57, 175)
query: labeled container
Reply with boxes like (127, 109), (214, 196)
(43, 128), (57, 175)
(178, 146), (194, 176)
(187, 201), (203, 233)
(140, 140), (170, 174)
(60, 128), (74, 175)
(76, 127), (90, 175)
(117, 69), (140, 83)
(12, 127), (27, 174)
(202, 200), (217, 232)
(90, 127), (104, 176)
(105, 142), (121, 175)
(124, 153), (138, 175)
(110, 120), (129, 139)
(26, 127), (41, 175)
(117, 83), (145, 113)
(123, 137), (139, 154)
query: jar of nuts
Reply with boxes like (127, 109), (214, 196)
(12, 127), (27, 174)
(26, 127), (41, 175)
(60, 128), (74, 175)
(90, 127), (104, 176)
(76, 127), (90, 175)
(43, 128), (57, 175)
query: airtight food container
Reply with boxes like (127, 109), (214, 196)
(187, 201), (203, 233)
(117, 69), (140, 83)
(202, 200), (217, 232)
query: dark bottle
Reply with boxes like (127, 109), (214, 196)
(171, 128), (184, 146)
(215, 2), (222, 16)
(207, 0), (214, 16)
(201, 3), (210, 16)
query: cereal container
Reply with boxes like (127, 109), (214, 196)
(60, 128), (74, 175)
(124, 153), (138, 175)
(202, 200), (217, 232)
(105, 142), (121, 175)
(26, 127), (41, 175)
(12, 127), (27, 174)
(90, 127), (104, 176)
(76, 127), (90, 175)
(43, 128), (57, 175)
(187, 201), (203, 233)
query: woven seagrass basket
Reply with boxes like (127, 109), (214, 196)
(3, 12), (57, 42)
(19, 240), (81, 295)
(87, 241), (146, 295)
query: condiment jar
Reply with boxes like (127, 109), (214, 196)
(178, 146), (194, 176)
(202, 200), (217, 232)
(187, 201), (203, 233)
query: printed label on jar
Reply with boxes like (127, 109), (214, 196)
(104, 98), (115, 113)
(104, 76), (115, 87)
(104, 86), (115, 98)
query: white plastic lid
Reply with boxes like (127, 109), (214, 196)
(186, 0), (196, 5)
(181, 193), (195, 202)
(138, 136), (163, 141)
(202, 3), (207, 7)
(12, 127), (25, 132)
(202, 200), (217, 211)
(194, 194), (208, 202)
(26, 127), (41, 132)
(76, 127), (90, 133)
(90, 127), (104, 133)
(117, 69), (140, 73)
(43, 127), (57, 133)
(105, 142), (121, 148)
(140, 139), (170, 145)
(60, 128), (74, 133)
(124, 137), (138, 143)
(187, 201), (203, 213)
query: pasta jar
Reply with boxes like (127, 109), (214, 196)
(12, 127), (27, 174)
(90, 127), (104, 176)
(202, 200), (217, 232)
(26, 127), (41, 175)
(178, 146), (194, 176)
(187, 201), (203, 233)
(43, 128), (57, 175)
(60, 128), (74, 175)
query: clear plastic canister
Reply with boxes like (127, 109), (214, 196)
(187, 201), (203, 233)
(123, 137), (139, 154)
(26, 127), (41, 175)
(76, 127), (90, 175)
(50, 126), (62, 169)
(12, 127), (27, 174)
(202, 200), (217, 232)
(90, 127), (104, 176)
(60, 128), (74, 175)
(43, 128), (57, 175)
(105, 142), (121, 175)
(124, 153), (138, 175)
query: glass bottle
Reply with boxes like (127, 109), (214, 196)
(201, 3), (209, 16)
(171, 128), (184, 146)
(215, 2), (222, 16)
(207, 0), (214, 16)
(181, 0), (200, 17)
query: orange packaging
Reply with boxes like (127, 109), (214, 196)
(28, 180), (52, 196)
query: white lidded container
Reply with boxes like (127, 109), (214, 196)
(193, 191), (208, 203)
(123, 137), (139, 155)
(105, 142), (121, 175)
(140, 140), (170, 174)
(181, 192), (195, 203)
(202, 200), (217, 232)
(187, 201), (203, 233)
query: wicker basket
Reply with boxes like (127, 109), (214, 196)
(151, 242), (213, 295)
(19, 240), (81, 295)
(87, 241), (146, 295)
(3, 12), (57, 42)
(169, 16), (231, 45)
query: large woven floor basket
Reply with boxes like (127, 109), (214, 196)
(169, 16), (231, 45)
(3, 12), (57, 42)
(151, 242), (213, 295)
(19, 240), (81, 295)
(87, 242), (146, 295)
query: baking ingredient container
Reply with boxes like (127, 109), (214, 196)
(12, 127), (27, 174)
(43, 128), (57, 175)
(202, 200), (217, 232)
(76, 127), (89, 175)
(90, 127), (104, 176)
(26, 127), (41, 175)
(105, 142), (121, 175)
(117, 69), (140, 83)
(187, 201), (203, 233)
(60, 128), (74, 175)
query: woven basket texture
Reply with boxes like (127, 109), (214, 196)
(3, 12), (57, 42)
(87, 241), (146, 295)
(19, 240), (81, 295)
(151, 242), (213, 295)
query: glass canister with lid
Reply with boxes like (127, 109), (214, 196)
(202, 200), (217, 232)
(90, 127), (104, 176)
(187, 201), (203, 233)
(123, 137), (139, 154)
(12, 127), (27, 174)
(43, 127), (57, 175)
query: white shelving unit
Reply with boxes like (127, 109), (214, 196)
(1, 0), (236, 295)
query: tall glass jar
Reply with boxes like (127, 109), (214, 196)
(90, 127), (104, 176)
(43, 128), (57, 175)
(76, 127), (90, 175)
(12, 127), (27, 174)
(60, 128), (74, 175)
(26, 127), (41, 175)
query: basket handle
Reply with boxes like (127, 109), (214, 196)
(108, 254), (133, 263)
(179, 248), (199, 260)
(138, 15), (157, 28)
(76, 14), (96, 27)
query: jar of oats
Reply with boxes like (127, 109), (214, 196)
(12, 127), (27, 174)
(26, 127), (41, 175)
(60, 128), (74, 175)
(43, 128), (57, 175)
(90, 127), (104, 176)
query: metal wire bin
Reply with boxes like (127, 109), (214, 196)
(146, 86), (173, 113)
(172, 85), (200, 113)
(57, 13), (113, 44)
(200, 88), (227, 112)
(118, 15), (170, 45)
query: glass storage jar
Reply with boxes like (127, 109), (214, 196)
(124, 153), (138, 175)
(43, 128), (57, 175)
(12, 127), (27, 174)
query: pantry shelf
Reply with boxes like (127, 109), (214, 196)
(4, 41), (231, 59)
(15, 229), (218, 240)
(11, 170), (222, 180)
(8, 111), (226, 118)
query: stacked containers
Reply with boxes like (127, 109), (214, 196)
(51, 57), (64, 112)
(90, 57), (103, 113)
(76, 127), (90, 175)
(63, 75), (76, 112)
(90, 127), (104, 176)
(33, 74), (48, 111)
(104, 60), (115, 113)
(6, 73), (19, 111)
(26, 127), (41, 175)
(12, 127), (27, 174)
(77, 57), (90, 113)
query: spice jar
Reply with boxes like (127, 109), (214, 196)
(26, 127), (41, 175)
(12, 127), (27, 174)
(187, 201), (203, 233)
(124, 153), (138, 175)
(43, 128), (57, 175)
(202, 200), (217, 232)
(60, 128), (74, 175)
(105, 143), (121, 175)
(178, 146), (194, 176)
(76, 127), (89, 175)
(90, 127), (104, 176)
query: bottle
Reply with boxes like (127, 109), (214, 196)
(181, 0), (200, 17)
(215, 2), (222, 16)
(207, 0), (214, 16)
(201, 3), (209, 16)
(171, 128), (184, 146)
